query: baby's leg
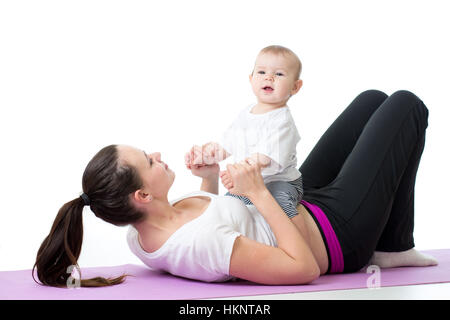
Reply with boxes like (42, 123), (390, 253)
(224, 192), (254, 205)
(266, 179), (303, 218)
(223, 175), (304, 219)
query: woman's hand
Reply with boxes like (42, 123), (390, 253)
(185, 149), (219, 179)
(185, 144), (216, 167)
(220, 158), (266, 200)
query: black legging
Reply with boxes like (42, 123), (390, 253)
(299, 89), (429, 272)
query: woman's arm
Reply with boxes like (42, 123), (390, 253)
(224, 160), (320, 284)
(200, 175), (219, 195)
(184, 151), (220, 194)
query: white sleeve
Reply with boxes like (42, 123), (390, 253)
(220, 123), (234, 155)
(165, 224), (241, 282)
(258, 120), (300, 169)
(219, 105), (252, 156)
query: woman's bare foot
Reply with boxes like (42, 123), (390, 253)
(369, 248), (438, 268)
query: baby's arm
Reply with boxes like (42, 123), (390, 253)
(249, 153), (272, 169)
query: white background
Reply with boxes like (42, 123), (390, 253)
(0, 0), (449, 271)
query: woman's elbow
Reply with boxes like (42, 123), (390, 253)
(294, 262), (321, 284)
(308, 265), (321, 282)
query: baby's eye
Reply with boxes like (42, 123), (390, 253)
(257, 71), (265, 75)
(276, 72), (284, 76)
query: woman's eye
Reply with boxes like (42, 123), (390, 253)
(149, 158), (153, 166)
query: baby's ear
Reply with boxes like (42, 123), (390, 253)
(291, 79), (303, 95)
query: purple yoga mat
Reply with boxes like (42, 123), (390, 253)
(1, 249), (449, 300)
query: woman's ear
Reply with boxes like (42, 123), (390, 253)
(133, 189), (153, 204)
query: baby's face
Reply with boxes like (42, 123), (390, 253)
(250, 52), (302, 107)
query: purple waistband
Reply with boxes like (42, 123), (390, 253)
(300, 200), (344, 273)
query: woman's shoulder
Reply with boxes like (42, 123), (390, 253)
(167, 190), (216, 208)
(127, 191), (216, 254)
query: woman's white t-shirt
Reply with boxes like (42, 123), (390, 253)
(126, 190), (277, 282)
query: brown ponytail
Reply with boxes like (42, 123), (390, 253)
(32, 145), (145, 288)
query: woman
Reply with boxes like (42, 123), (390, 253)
(32, 89), (437, 288)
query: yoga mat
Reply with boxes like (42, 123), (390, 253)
(1, 249), (449, 300)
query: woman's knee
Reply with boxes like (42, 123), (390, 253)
(390, 90), (429, 122)
(390, 90), (421, 104)
(356, 89), (389, 104)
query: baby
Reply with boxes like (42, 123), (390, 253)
(186, 45), (304, 218)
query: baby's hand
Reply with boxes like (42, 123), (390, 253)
(201, 143), (218, 165)
(185, 148), (220, 179)
(248, 153), (271, 168)
(184, 151), (193, 169)
(185, 145), (203, 168)
(202, 142), (227, 164)
(184, 145), (213, 170)
(185, 143), (223, 169)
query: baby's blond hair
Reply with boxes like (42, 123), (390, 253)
(257, 45), (302, 80)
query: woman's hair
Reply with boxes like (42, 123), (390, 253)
(32, 145), (146, 288)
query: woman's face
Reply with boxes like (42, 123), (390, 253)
(117, 145), (175, 200)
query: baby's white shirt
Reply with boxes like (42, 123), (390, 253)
(126, 190), (277, 282)
(220, 104), (301, 184)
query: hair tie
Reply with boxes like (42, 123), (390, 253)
(80, 193), (91, 206)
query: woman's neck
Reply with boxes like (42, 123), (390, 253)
(133, 200), (182, 235)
